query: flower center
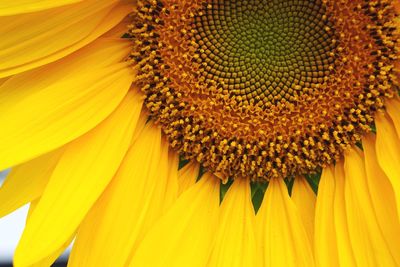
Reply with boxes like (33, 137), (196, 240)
(128, 0), (399, 181)
(193, 0), (335, 106)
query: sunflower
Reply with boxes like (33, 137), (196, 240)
(0, 0), (399, 266)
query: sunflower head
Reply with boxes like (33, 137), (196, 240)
(1, 1), (400, 266)
(128, 0), (399, 181)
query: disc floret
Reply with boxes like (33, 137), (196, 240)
(128, 0), (399, 181)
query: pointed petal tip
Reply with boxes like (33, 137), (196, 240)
(257, 177), (315, 267)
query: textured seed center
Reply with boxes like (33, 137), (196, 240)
(194, 1), (335, 107)
(129, 0), (399, 180)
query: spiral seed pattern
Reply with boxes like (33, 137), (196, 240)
(129, 0), (399, 180)
(194, 0), (335, 107)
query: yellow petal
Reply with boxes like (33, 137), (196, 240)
(26, 199), (39, 222)
(26, 200), (74, 267)
(208, 178), (258, 267)
(178, 161), (200, 195)
(129, 173), (220, 267)
(13, 91), (142, 267)
(291, 176), (316, 245)
(0, 38), (134, 170)
(163, 147), (179, 212)
(375, 112), (400, 215)
(29, 240), (72, 267)
(386, 98), (400, 139)
(0, 0), (132, 77)
(0, 0), (82, 16)
(130, 107), (149, 144)
(333, 161), (357, 266)
(68, 123), (169, 267)
(257, 178), (314, 267)
(362, 134), (400, 265)
(314, 166), (340, 267)
(0, 77), (9, 86)
(0, 148), (63, 218)
(344, 147), (398, 266)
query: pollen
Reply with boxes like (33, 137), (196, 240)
(128, 0), (399, 181)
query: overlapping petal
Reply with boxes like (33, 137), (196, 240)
(129, 173), (220, 267)
(257, 178), (314, 267)
(0, 148), (63, 218)
(0, 38), (133, 170)
(68, 123), (176, 267)
(0, 0), (83, 16)
(386, 98), (400, 138)
(291, 177), (316, 244)
(344, 148), (399, 266)
(362, 135), (400, 265)
(14, 91), (142, 266)
(177, 162), (200, 195)
(0, 0), (132, 77)
(333, 162), (357, 266)
(314, 166), (340, 267)
(375, 112), (400, 215)
(26, 200), (74, 267)
(208, 179), (258, 267)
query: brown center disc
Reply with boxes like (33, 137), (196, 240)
(129, 0), (399, 181)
